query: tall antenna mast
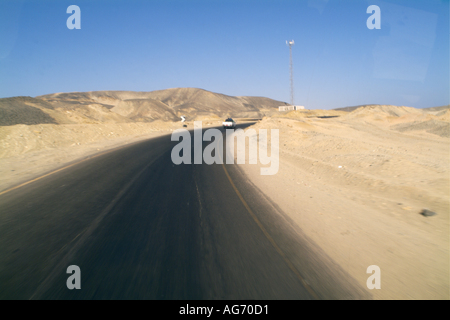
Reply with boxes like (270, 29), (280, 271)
(286, 40), (294, 105)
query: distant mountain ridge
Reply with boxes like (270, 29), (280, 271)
(0, 88), (288, 126)
(334, 104), (450, 113)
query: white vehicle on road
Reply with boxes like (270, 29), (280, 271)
(222, 118), (236, 129)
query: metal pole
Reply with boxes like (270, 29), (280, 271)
(287, 40), (294, 106)
(289, 44), (294, 106)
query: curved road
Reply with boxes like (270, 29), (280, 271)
(0, 124), (371, 300)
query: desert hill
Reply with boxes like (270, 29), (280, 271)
(341, 105), (449, 137)
(0, 96), (58, 126)
(0, 87), (288, 162)
(15, 87), (286, 125)
(0, 88), (288, 126)
(335, 104), (450, 114)
(270, 104), (449, 138)
(343, 105), (424, 119)
(420, 104), (450, 113)
(333, 104), (381, 112)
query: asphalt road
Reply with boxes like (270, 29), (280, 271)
(0, 124), (371, 300)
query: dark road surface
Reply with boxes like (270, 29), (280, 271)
(0, 124), (371, 300)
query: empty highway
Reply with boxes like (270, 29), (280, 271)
(0, 124), (370, 300)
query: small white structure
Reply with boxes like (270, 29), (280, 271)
(278, 105), (305, 111)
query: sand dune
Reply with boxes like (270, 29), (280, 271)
(345, 105), (423, 118)
(336, 105), (450, 138)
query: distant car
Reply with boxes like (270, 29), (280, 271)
(222, 118), (236, 129)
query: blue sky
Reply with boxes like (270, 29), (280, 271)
(0, 0), (448, 109)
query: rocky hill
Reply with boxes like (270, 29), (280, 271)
(0, 88), (288, 126)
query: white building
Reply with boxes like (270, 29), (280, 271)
(278, 105), (305, 111)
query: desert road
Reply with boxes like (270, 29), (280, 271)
(0, 124), (370, 300)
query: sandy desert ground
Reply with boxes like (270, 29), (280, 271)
(0, 103), (448, 299)
(0, 119), (221, 193)
(238, 106), (449, 299)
